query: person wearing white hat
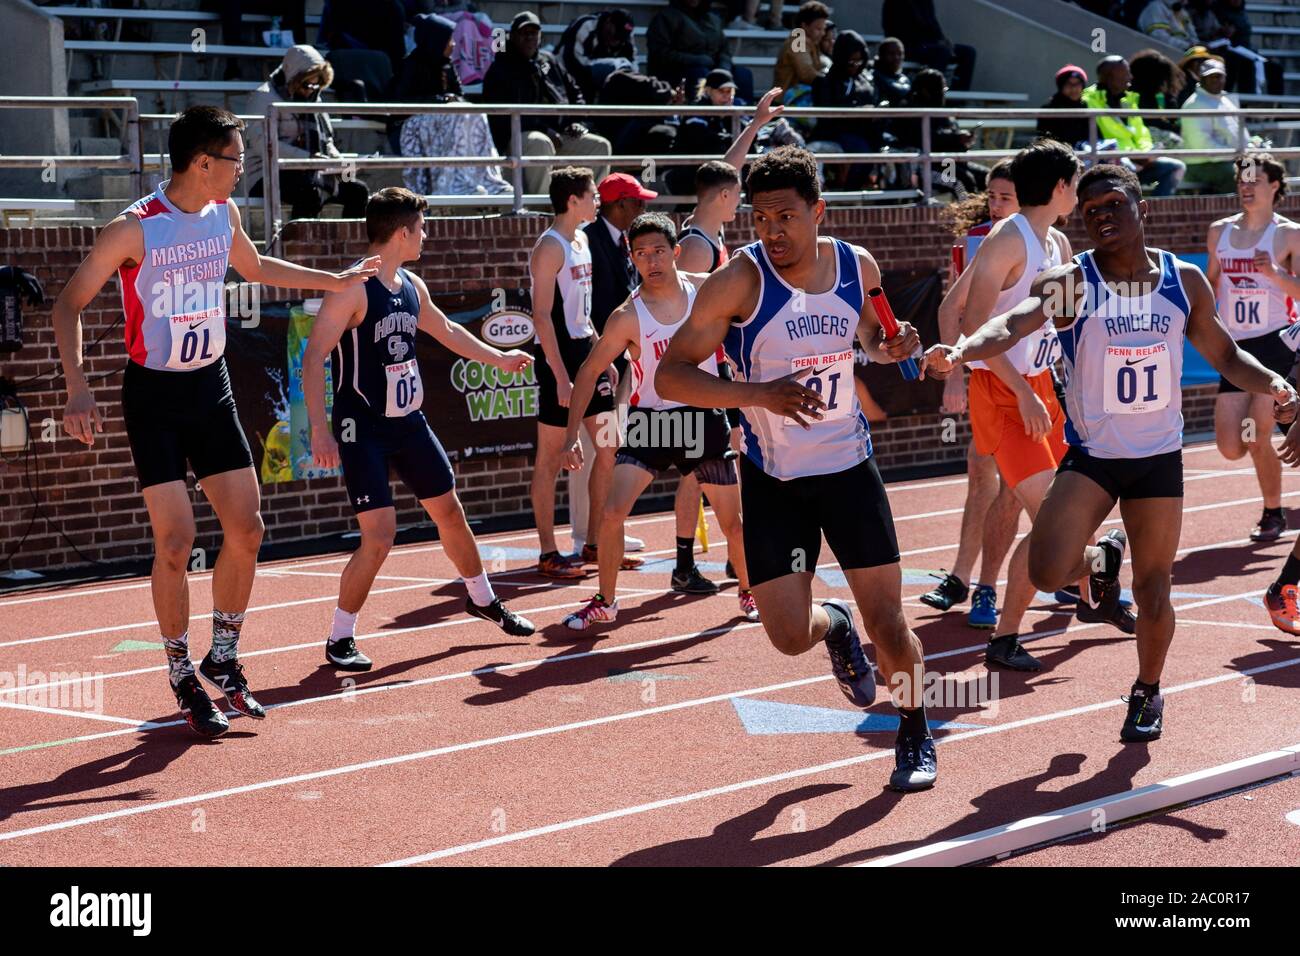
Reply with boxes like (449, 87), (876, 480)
(1179, 58), (1247, 194)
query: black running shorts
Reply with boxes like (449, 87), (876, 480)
(1056, 446), (1184, 501)
(534, 336), (615, 428)
(1219, 330), (1297, 393)
(614, 405), (735, 480)
(333, 403), (455, 513)
(121, 357), (253, 490)
(738, 454), (900, 588)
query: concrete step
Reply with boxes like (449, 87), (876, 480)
(73, 136), (128, 157)
(62, 171), (136, 201)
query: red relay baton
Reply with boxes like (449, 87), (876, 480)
(867, 286), (921, 381)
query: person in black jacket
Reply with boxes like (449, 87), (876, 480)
(556, 8), (639, 102)
(872, 37), (911, 105)
(1037, 63), (1091, 148)
(812, 30), (879, 188)
(482, 11), (612, 193)
(395, 13), (461, 103)
(881, 0), (975, 91)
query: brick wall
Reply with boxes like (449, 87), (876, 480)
(0, 198), (1244, 573)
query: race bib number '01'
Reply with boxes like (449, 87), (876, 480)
(785, 349), (855, 426)
(166, 307), (225, 370)
(1103, 341), (1171, 415)
(1227, 284), (1268, 329)
(384, 359), (423, 417)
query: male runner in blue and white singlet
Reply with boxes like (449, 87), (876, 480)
(926, 163), (1299, 743)
(657, 146), (938, 792)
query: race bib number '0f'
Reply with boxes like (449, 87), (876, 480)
(1103, 341), (1171, 415)
(384, 359), (423, 417)
(785, 349), (855, 426)
(166, 307), (225, 370)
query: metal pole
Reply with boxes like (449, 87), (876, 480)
(1089, 114), (1098, 168)
(127, 100), (142, 198)
(920, 117), (932, 202)
(509, 111), (524, 215)
(265, 102), (281, 254)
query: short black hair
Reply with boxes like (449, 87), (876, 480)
(796, 1), (831, 25)
(627, 212), (677, 248)
(1010, 138), (1081, 207)
(695, 160), (741, 197)
(366, 186), (425, 243)
(1236, 151), (1288, 203)
(1078, 162), (1142, 202)
(169, 105), (245, 173)
(987, 157), (1014, 184)
(549, 165), (594, 214)
(745, 145), (820, 205)
(878, 36), (903, 54)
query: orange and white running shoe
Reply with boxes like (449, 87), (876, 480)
(738, 589), (760, 622)
(563, 594), (619, 631)
(1265, 583), (1300, 635)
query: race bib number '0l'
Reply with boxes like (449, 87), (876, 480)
(1228, 284), (1267, 328)
(166, 307), (225, 370)
(785, 349), (855, 426)
(1103, 342), (1171, 415)
(384, 359), (423, 417)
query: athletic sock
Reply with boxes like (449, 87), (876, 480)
(463, 572), (496, 607)
(897, 705), (930, 738)
(1273, 553), (1300, 594)
(210, 609), (244, 664)
(163, 631), (194, 688)
(330, 607), (358, 642)
(1132, 678), (1160, 697)
(1264, 506), (1284, 519)
(821, 601), (851, 642)
(675, 537), (694, 574)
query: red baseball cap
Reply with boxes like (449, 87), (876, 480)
(598, 172), (657, 203)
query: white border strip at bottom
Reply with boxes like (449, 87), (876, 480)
(863, 743), (1300, 867)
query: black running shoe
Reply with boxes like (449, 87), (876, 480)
(1120, 689), (1164, 742)
(1075, 594), (1137, 634)
(466, 597), (536, 636)
(1251, 509), (1287, 543)
(672, 565), (719, 595)
(984, 634), (1042, 671)
(198, 653), (265, 719)
(919, 571), (969, 611)
(326, 636), (373, 672)
(173, 674), (229, 738)
(889, 733), (938, 792)
(821, 599), (877, 708)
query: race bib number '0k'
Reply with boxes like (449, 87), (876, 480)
(1103, 341), (1171, 415)
(786, 349), (855, 426)
(1227, 284), (1267, 328)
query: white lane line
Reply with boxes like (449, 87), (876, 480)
(864, 743), (1300, 867)
(0, 700), (155, 727)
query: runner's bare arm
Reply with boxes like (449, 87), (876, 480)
(1186, 263), (1295, 405)
(1052, 226), (1074, 263)
(528, 235), (569, 382)
(564, 305), (637, 449)
(410, 273), (531, 371)
(52, 214), (143, 445)
(924, 263), (1077, 376)
(657, 256), (826, 427)
(1257, 222), (1300, 299)
(226, 203), (378, 290)
(1205, 219), (1226, 289)
(937, 261), (975, 346)
(720, 86), (784, 170)
(302, 284), (365, 468)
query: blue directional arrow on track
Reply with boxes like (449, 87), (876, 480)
(731, 697), (984, 735)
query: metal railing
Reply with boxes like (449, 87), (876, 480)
(0, 95), (141, 198)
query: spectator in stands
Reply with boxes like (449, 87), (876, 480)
(1082, 55), (1186, 195)
(555, 8), (639, 103)
(647, 0), (753, 101)
(596, 64), (682, 164)
(1180, 57), (1247, 193)
(1129, 49), (1187, 135)
(774, 2), (831, 92)
(318, 0), (408, 75)
(245, 45), (369, 219)
(1037, 64), (1091, 148)
(881, 0), (975, 92)
(821, 19), (837, 58)
(398, 14), (512, 198)
(482, 12), (612, 195)
(811, 30), (879, 189)
(726, 0), (785, 31)
(873, 37), (911, 105)
(1190, 0), (1234, 43)
(1138, 0), (1199, 45)
(1214, 0), (1252, 49)
(1186, 4), (1282, 93)
(892, 68), (984, 198)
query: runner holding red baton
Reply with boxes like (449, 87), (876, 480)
(868, 286), (922, 381)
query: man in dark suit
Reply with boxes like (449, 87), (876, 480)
(568, 173), (657, 555)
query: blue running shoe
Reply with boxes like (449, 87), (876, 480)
(968, 584), (998, 629)
(820, 599), (877, 708)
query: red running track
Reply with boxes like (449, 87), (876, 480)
(0, 440), (1297, 866)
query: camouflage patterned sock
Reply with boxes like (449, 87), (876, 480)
(210, 609), (245, 664)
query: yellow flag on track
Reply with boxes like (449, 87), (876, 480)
(695, 500), (709, 552)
